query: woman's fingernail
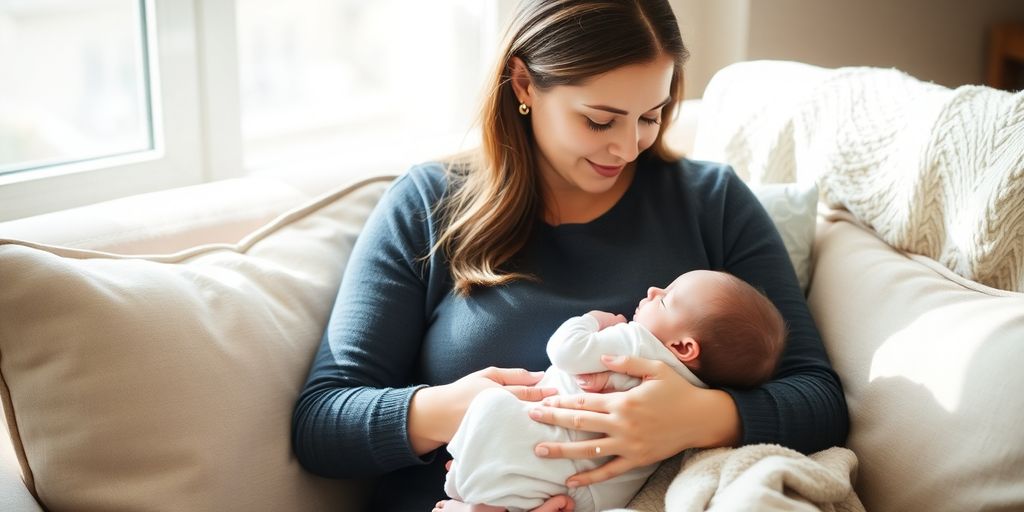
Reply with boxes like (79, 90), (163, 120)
(542, 397), (556, 406)
(529, 408), (543, 419)
(535, 446), (549, 456)
(543, 388), (558, 396)
(567, 479), (580, 488)
(601, 355), (621, 363)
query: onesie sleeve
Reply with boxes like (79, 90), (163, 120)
(546, 315), (637, 374)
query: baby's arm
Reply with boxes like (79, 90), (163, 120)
(547, 313), (641, 391)
(585, 310), (628, 330)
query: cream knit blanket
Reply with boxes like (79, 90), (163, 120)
(692, 60), (1024, 292)
(619, 445), (863, 512)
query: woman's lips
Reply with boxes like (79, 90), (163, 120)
(587, 159), (625, 178)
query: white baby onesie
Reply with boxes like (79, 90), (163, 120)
(444, 315), (707, 512)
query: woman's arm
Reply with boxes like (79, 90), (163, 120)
(292, 169), (557, 477)
(713, 167), (849, 452)
(291, 173), (439, 478)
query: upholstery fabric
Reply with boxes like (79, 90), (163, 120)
(808, 215), (1024, 512)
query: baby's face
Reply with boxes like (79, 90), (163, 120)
(633, 271), (720, 344)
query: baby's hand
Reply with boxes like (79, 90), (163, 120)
(586, 310), (627, 330)
(576, 371), (616, 393)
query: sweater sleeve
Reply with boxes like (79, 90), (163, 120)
(291, 170), (439, 478)
(712, 166), (850, 453)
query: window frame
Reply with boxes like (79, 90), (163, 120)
(0, 0), (209, 221)
(0, 0), (514, 222)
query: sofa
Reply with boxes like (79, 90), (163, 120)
(1, 60), (1022, 511)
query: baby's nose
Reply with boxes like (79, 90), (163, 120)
(646, 287), (660, 299)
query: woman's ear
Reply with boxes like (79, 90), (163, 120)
(508, 56), (533, 106)
(667, 337), (700, 363)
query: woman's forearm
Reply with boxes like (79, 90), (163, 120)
(693, 388), (742, 448)
(408, 385), (453, 455)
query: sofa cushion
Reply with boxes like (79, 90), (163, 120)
(808, 215), (1024, 512)
(0, 174), (396, 511)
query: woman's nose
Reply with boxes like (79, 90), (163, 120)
(609, 124), (640, 162)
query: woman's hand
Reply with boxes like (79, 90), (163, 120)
(585, 310), (627, 330)
(432, 495), (573, 512)
(409, 367), (557, 455)
(528, 355), (741, 487)
(436, 461), (575, 512)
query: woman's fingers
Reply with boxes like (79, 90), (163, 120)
(533, 438), (610, 460)
(530, 494), (575, 512)
(599, 354), (671, 378)
(481, 366), (545, 386)
(539, 392), (612, 413)
(504, 384), (558, 402)
(566, 456), (637, 487)
(528, 404), (613, 433)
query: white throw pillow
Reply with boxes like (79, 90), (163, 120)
(808, 217), (1024, 512)
(751, 181), (819, 292)
(0, 175), (395, 511)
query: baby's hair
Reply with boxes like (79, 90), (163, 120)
(690, 273), (787, 388)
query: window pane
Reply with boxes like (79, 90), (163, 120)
(0, 0), (153, 176)
(237, 0), (495, 172)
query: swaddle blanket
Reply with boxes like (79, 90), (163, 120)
(692, 60), (1024, 292)
(619, 444), (864, 512)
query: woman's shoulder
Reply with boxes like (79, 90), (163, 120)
(398, 161), (449, 189)
(382, 161), (451, 206)
(640, 155), (742, 196)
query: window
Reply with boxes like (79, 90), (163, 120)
(0, 0), (509, 221)
(236, 0), (502, 175)
(0, 0), (203, 221)
(0, 0), (152, 175)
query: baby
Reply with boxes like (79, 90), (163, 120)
(442, 270), (787, 512)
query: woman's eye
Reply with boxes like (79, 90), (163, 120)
(586, 118), (613, 132)
(586, 116), (659, 132)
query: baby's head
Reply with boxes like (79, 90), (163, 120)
(633, 270), (786, 388)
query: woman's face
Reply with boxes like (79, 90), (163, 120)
(521, 55), (675, 197)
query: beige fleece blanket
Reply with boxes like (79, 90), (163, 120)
(617, 445), (863, 512)
(691, 60), (1024, 293)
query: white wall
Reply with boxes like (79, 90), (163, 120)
(671, 0), (1024, 99)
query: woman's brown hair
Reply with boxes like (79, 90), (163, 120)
(433, 0), (689, 295)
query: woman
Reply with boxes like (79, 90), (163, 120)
(292, 1), (849, 511)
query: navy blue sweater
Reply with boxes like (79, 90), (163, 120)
(293, 155), (849, 511)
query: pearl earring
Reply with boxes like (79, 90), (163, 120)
(518, 102), (531, 115)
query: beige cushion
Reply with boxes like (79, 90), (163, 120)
(0, 175), (396, 511)
(808, 215), (1024, 512)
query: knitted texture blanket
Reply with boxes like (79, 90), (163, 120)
(619, 445), (863, 512)
(692, 60), (1024, 292)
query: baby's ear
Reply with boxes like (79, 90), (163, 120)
(667, 337), (700, 363)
